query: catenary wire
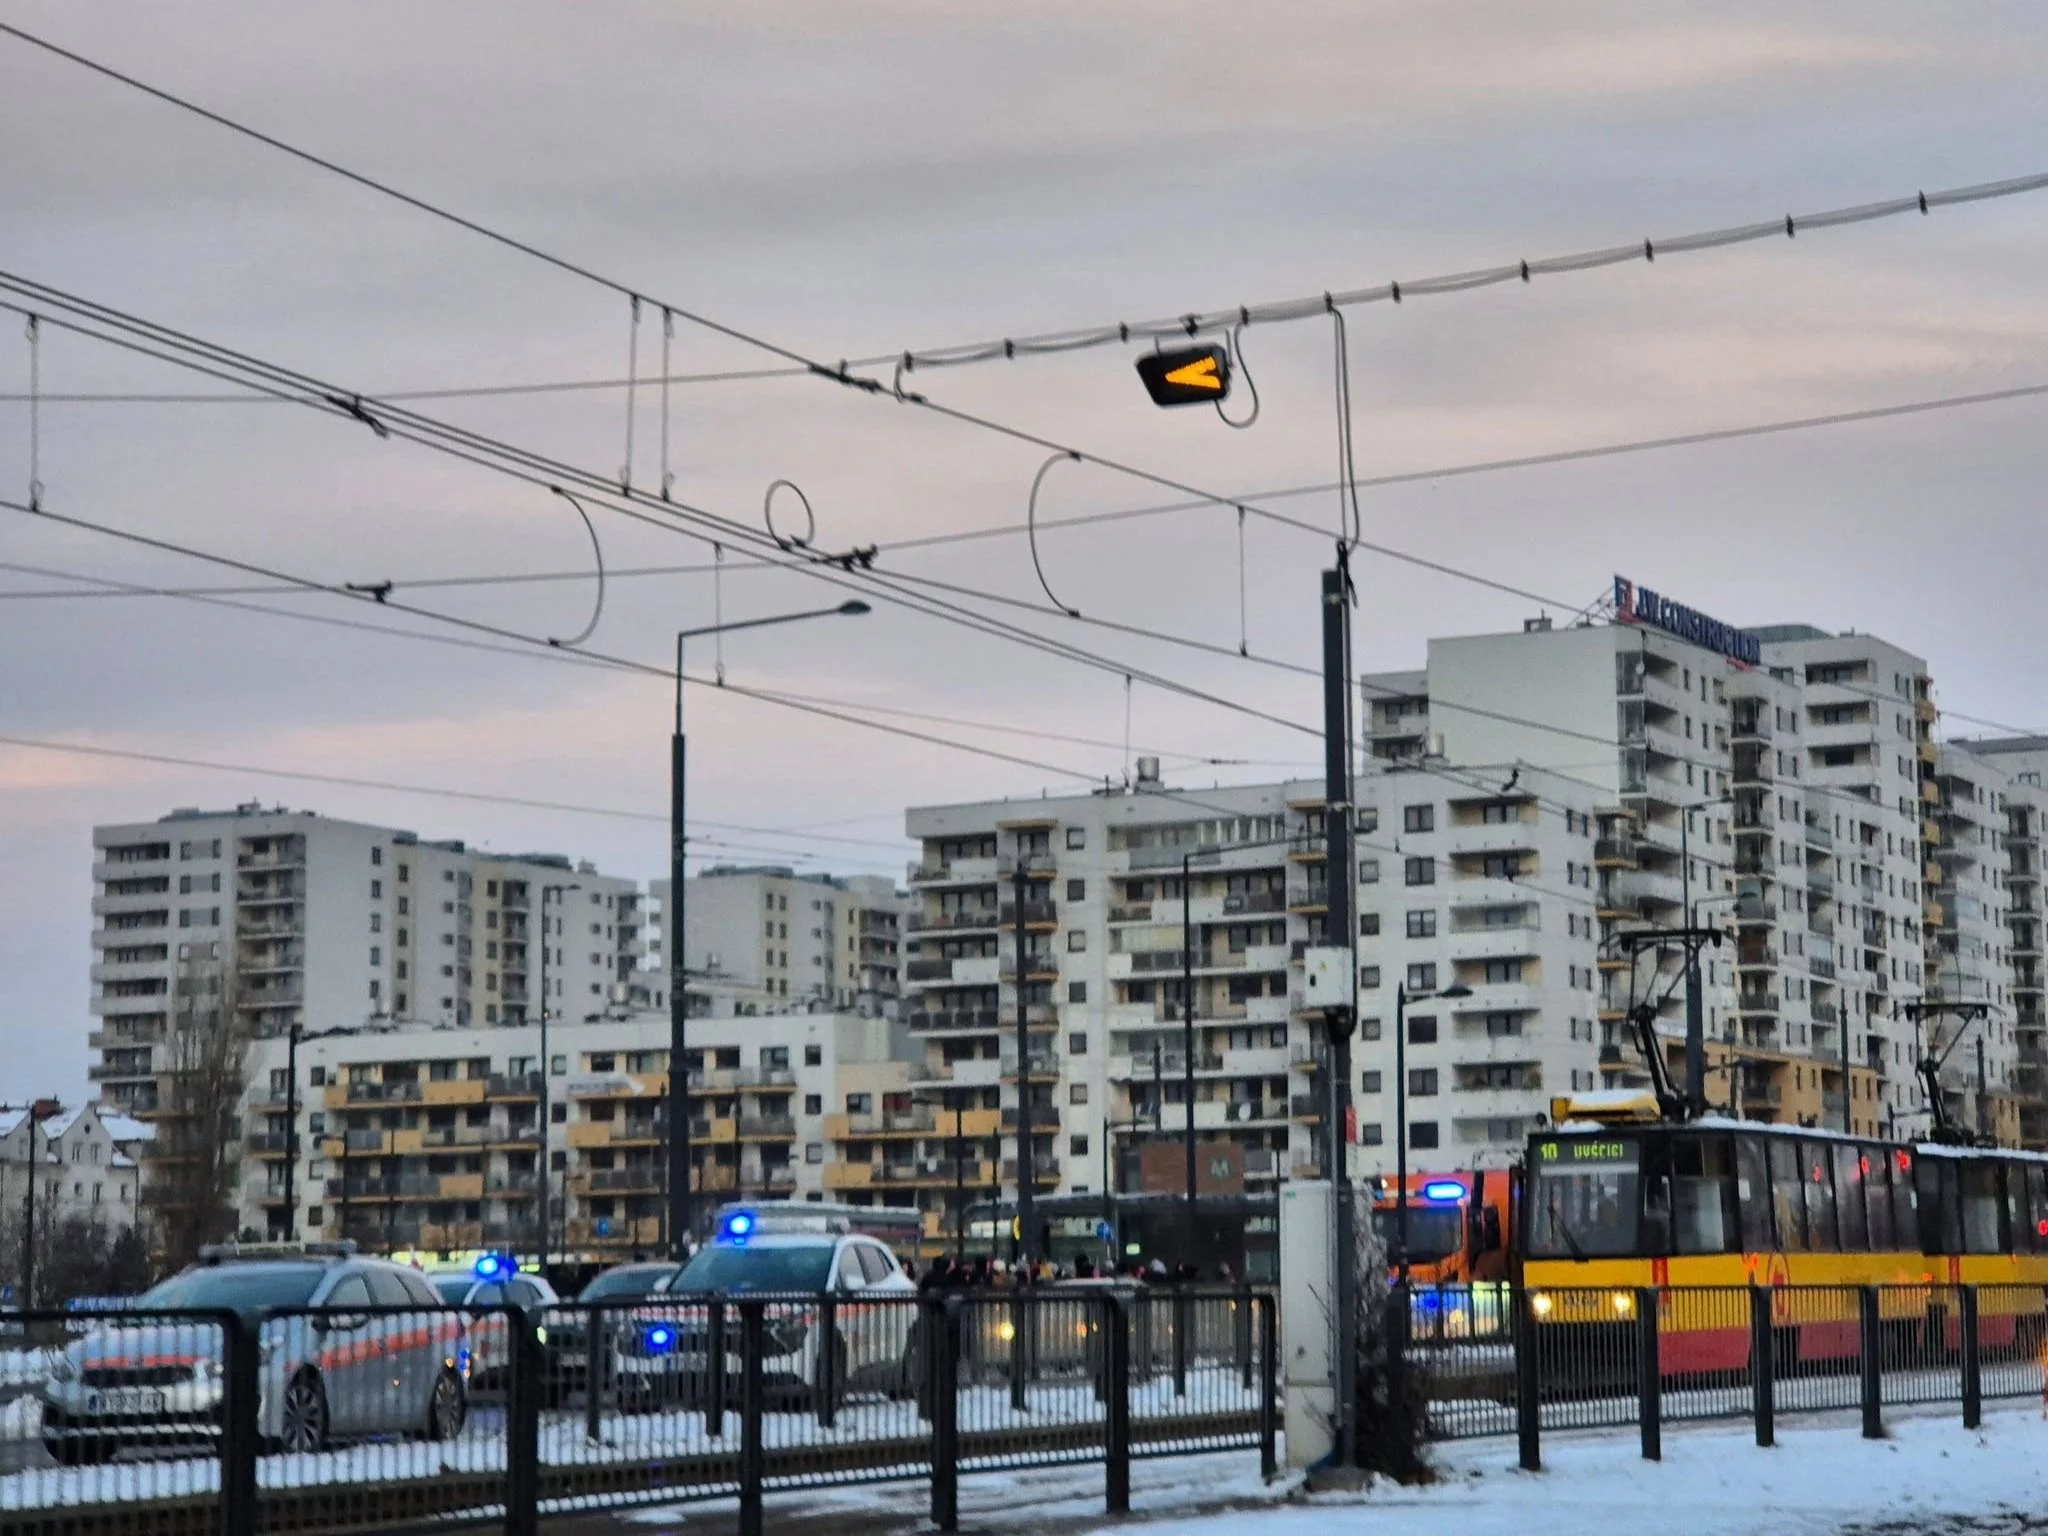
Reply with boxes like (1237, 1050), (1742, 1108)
(0, 281), (1325, 744)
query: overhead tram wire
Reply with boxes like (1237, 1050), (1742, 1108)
(9, 19), (2040, 388)
(0, 493), (1122, 785)
(0, 364), (812, 405)
(16, 26), (2044, 660)
(0, 277), (1322, 745)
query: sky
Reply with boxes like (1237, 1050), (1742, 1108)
(3, 2), (2048, 1100)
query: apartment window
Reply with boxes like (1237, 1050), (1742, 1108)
(1069, 1032), (1089, 1053)
(1405, 909), (1437, 939)
(1361, 1017), (1382, 1040)
(1360, 859), (1380, 884)
(1362, 1070), (1383, 1093)
(371, 847), (383, 866)
(398, 897), (409, 916)
(1067, 930), (1087, 952)
(369, 946), (381, 965)
(1068, 981), (1088, 1004)
(1361, 1123), (1385, 1147)
(1480, 802), (1518, 826)
(765, 894), (775, 911)
(1067, 878), (1086, 902)
(1479, 853), (1523, 879)
(1409, 1067), (1439, 1096)
(1406, 962), (1438, 992)
(1407, 1014), (1438, 1045)
(398, 865), (410, 884)
(1360, 966), (1382, 990)
(804, 1044), (822, 1066)
(806, 1143), (824, 1165)
(1404, 858), (1435, 887)
(1403, 804), (1435, 834)
(1066, 827), (1085, 850)
(396, 960), (408, 979)
(804, 1094), (822, 1114)
(370, 879), (382, 899)
(1360, 912), (1381, 937)
(845, 1093), (872, 1114)
(1482, 958), (1524, 984)
(1069, 1083), (1089, 1106)
(1410, 1121), (1440, 1149)
(1069, 1133), (1090, 1156)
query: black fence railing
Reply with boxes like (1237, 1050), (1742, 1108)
(1403, 1281), (2048, 1465)
(0, 1286), (1275, 1536)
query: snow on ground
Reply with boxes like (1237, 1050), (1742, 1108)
(1134, 1407), (2048, 1536)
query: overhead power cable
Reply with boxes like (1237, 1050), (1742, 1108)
(0, 730), (915, 853)
(14, 23), (2040, 662)
(0, 364), (809, 405)
(0, 275), (1322, 744)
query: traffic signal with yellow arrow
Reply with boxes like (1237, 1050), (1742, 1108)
(1134, 344), (1232, 408)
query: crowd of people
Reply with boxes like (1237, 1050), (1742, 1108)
(907, 1254), (1229, 1290)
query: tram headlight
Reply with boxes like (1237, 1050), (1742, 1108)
(1530, 1293), (1554, 1318)
(1611, 1292), (1635, 1317)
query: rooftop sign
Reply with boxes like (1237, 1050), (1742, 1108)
(1613, 575), (1760, 667)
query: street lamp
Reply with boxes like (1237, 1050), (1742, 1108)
(536, 881), (580, 1279)
(1392, 980), (1471, 1288)
(667, 599), (870, 1259)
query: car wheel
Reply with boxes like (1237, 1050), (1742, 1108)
(279, 1369), (330, 1454)
(423, 1368), (467, 1441)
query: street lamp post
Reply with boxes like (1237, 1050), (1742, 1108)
(536, 881), (579, 1278)
(1681, 794), (1732, 1115)
(666, 600), (869, 1261)
(1392, 981), (1471, 1288)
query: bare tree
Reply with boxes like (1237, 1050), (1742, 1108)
(139, 953), (249, 1273)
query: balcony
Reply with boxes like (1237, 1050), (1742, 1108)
(909, 1007), (1001, 1033)
(997, 901), (1059, 929)
(487, 1073), (543, 1100)
(908, 909), (1000, 934)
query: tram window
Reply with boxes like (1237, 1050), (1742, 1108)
(2004, 1162), (2031, 1255)
(2028, 1167), (2048, 1252)
(1801, 1141), (1838, 1252)
(1768, 1138), (1806, 1251)
(1892, 1150), (1920, 1253)
(1916, 1158), (1960, 1254)
(1864, 1146), (1895, 1252)
(1735, 1136), (1775, 1251)
(1960, 1162), (2005, 1254)
(1672, 1136), (1736, 1255)
(1832, 1144), (1868, 1251)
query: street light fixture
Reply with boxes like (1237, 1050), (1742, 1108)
(667, 599), (870, 1259)
(1392, 980), (1472, 1289)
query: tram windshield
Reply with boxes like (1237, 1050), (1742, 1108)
(1528, 1137), (1641, 1258)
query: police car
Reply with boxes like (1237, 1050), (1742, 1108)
(40, 1242), (467, 1464)
(613, 1205), (918, 1412)
(424, 1254), (559, 1392)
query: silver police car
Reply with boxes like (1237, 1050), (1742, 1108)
(40, 1242), (468, 1464)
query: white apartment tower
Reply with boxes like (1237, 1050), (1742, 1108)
(650, 867), (906, 1018)
(89, 805), (643, 1119)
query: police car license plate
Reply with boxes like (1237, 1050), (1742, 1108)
(90, 1388), (165, 1415)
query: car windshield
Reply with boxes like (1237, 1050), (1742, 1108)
(1370, 1206), (1464, 1264)
(430, 1276), (474, 1304)
(667, 1245), (834, 1293)
(140, 1263), (328, 1316)
(579, 1267), (674, 1301)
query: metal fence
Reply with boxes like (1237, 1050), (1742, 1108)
(1405, 1281), (2048, 1466)
(0, 1285), (1275, 1536)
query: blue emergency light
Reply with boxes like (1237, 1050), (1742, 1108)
(474, 1252), (514, 1280)
(642, 1323), (678, 1355)
(721, 1210), (756, 1241)
(1420, 1180), (1466, 1203)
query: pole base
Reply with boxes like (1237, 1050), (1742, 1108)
(1303, 1463), (1371, 1493)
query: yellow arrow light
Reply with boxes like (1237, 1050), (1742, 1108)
(1162, 354), (1223, 392)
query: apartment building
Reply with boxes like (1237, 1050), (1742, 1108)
(88, 805), (644, 1119)
(649, 867), (906, 1018)
(1361, 596), (2032, 1146)
(238, 1011), (913, 1258)
(900, 761), (1614, 1206)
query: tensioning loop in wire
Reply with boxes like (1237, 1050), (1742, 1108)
(763, 478), (816, 550)
(1214, 321), (1261, 431)
(543, 487), (606, 648)
(1027, 450), (1084, 617)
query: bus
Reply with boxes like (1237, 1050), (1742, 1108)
(1524, 1089), (2048, 1375)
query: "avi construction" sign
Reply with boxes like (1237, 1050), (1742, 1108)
(1613, 575), (1759, 667)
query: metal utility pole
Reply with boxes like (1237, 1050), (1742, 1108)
(1318, 554), (1360, 1470)
(665, 601), (868, 1262)
(1013, 856), (1037, 1271)
(952, 1092), (966, 1261)
(1679, 796), (1728, 1115)
(1977, 1035), (1990, 1142)
(1181, 850), (1198, 1256)
(284, 1023), (301, 1240)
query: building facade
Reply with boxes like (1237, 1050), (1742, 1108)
(88, 804), (644, 1120)
(0, 1103), (145, 1243)
(649, 866), (906, 1018)
(237, 1010), (914, 1259)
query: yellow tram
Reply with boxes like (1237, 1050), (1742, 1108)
(1523, 1089), (2048, 1373)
